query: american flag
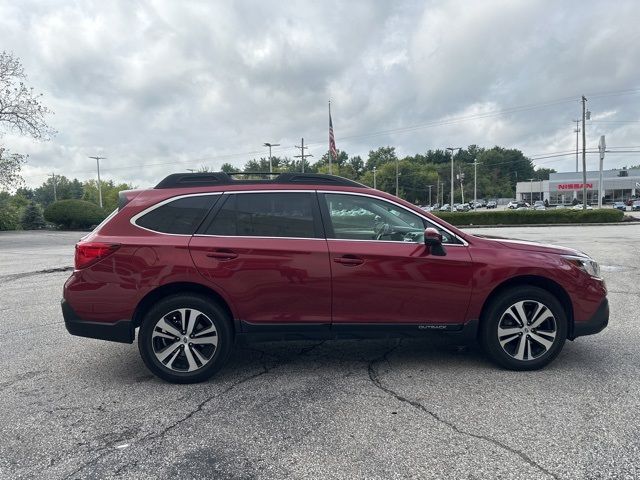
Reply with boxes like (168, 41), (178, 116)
(329, 111), (337, 161)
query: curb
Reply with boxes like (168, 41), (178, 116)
(460, 222), (640, 229)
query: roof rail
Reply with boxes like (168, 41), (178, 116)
(154, 172), (368, 189)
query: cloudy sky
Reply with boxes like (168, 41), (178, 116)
(1, 0), (639, 188)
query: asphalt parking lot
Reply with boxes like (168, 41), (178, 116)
(1, 225), (639, 480)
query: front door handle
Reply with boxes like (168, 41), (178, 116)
(206, 250), (238, 260)
(334, 255), (364, 266)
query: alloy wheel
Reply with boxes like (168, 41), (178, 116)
(497, 300), (557, 361)
(151, 308), (218, 372)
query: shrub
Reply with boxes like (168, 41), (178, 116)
(20, 201), (46, 230)
(44, 199), (107, 230)
(433, 208), (624, 226)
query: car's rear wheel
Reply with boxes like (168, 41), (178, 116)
(138, 294), (232, 383)
(480, 287), (567, 370)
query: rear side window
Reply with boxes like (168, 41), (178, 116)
(135, 195), (217, 234)
(205, 192), (318, 238)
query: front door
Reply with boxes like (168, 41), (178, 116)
(319, 192), (473, 326)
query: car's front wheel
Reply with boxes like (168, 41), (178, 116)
(480, 287), (567, 370)
(138, 294), (232, 383)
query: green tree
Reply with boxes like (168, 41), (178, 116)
(0, 191), (19, 230)
(20, 200), (45, 229)
(366, 147), (397, 171)
(82, 179), (134, 212)
(220, 163), (237, 173)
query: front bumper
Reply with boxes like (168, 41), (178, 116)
(571, 298), (609, 339)
(62, 299), (134, 344)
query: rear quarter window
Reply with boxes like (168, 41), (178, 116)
(134, 195), (217, 234)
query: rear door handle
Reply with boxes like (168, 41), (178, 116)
(206, 250), (238, 260)
(334, 256), (364, 266)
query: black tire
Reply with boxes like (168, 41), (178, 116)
(480, 286), (567, 371)
(138, 294), (233, 383)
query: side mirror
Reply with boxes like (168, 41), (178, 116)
(424, 227), (447, 256)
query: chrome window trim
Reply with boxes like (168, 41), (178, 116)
(130, 192), (223, 236)
(318, 190), (468, 247)
(193, 234), (326, 241)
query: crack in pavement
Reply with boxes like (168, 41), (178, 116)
(61, 341), (326, 479)
(367, 341), (560, 480)
(0, 266), (73, 284)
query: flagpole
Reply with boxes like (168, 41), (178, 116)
(328, 100), (333, 175)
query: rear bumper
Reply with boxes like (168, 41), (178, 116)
(571, 298), (609, 339)
(62, 299), (134, 344)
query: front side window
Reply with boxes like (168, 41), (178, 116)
(205, 192), (318, 238)
(135, 195), (217, 234)
(323, 193), (459, 244)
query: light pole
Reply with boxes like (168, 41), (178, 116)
(473, 159), (479, 211)
(446, 147), (461, 212)
(263, 142), (280, 173)
(373, 166), (377, 189)
(88, 156), (106, 208)
(529, 178), (534, 205)
(427, 185), (433, 206)
(598, 135), (606, 208)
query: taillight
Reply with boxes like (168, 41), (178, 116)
(75, 242), (120, 270)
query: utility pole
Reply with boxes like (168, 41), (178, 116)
(427, 185), (433, 206)
(581, 96), (588, 209)
(573, 119), (580, 201)
(263, 142), (280, 173)
(446, 147), (461, 212)
(49, 173), (57, 202)
(88, 156), (106, 208)
(473, 159), (478, 210)
(294, 138), (312, 173)
(395, 157), (399, 197)
(373, 166), (377, 189)
(436, 174), (439, 206)
(458, 166), (465, 204)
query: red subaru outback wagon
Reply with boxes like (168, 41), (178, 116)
(62, 172), (608, 383)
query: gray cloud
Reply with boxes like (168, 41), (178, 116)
(0, 0), (638, 188)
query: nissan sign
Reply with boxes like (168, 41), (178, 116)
(558, 183), (593, 190)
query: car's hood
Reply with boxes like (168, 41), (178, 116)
(472, 234), (583, 256)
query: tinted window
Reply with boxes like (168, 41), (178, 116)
(136, 195), (216, 234)
(206, 192), (317, 238)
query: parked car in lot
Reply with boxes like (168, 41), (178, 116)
(509, 201), (530, 209)
(533, 200), (546, 211)
(632, 200), (640, 211)
(62, 172), (609, 383)
(572, 204), (594, 210)
(439, 203), (450, 211)
(486, 200), (497, 209)
(613, 202), (627, 211)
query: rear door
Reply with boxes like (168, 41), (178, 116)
(319, 192), (473, 326)
(189, 191), (331, 328)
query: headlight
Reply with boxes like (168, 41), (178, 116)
(562, 255), (601, 278)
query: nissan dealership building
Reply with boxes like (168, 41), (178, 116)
(516, 168), (640, 205)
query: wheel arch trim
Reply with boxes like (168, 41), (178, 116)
(132, 282), (238, 335)
(478, 275), (574, 339)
